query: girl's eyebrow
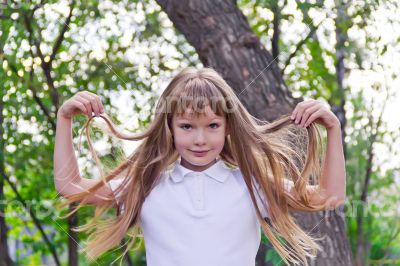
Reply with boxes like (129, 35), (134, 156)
(176, 117), (222, 122)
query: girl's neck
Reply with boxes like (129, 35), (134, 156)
(179, 157), (218, 172)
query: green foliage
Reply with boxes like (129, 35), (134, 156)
(345, 89), (400, 263)
(261, 233), (283, 265)
(240, 0), (400, 264)
(2, 0), (399, 264)
(2, 0), (198, 264)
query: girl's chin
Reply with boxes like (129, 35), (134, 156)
(182, 154), (216, 166)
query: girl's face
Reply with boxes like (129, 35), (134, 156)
(172, 106), (228, 171)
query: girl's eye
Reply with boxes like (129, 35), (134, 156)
(209, 123), (219, 129)
(180, 124), (192, 130)
(179, 123), (219, 130)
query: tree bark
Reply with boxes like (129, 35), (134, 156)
(333, 0), (348, 157)
(271, 1), (281, 63)
(155, 0), (352, 265)
(0, 77), (14, 266)
(156, 0), (297, 122)
(68, 203), (79, 266)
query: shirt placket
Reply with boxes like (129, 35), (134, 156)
(193, 173), (204, 210)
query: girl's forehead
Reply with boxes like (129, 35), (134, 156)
(174, 107), (224, 120)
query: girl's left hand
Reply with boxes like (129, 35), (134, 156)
(290, 99), (340, 130)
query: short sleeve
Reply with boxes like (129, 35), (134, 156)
(253, 178), (295, 219)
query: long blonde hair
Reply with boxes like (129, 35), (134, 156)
(58, 67), (329, 265)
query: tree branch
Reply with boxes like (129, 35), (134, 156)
(356, 86), (390, 265)
(142, 0), (197, 67)
(23, 6), (60, 112)
(23, 11), (45, 62)
(28, 70), (57, 131)
(281, 19), (323, 75)
(32, 1), (45, 13)
(0, 60), (14, 266)
(7, 60), (56, 131)
(378, 226), (400, 266)
(2, 173), (61, 266)
(50, 0), (76, 63)
(360, 87), (389, 203)
(271, 1), (281, 62)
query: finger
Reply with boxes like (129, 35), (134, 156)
(79, 93), (99, 117)
(96, 95), (104, 114)
(76, 96), (93, 117)
(85, 93), (101, 116)
(86, 92), (104, 114)
(299, 104), (320, 127)
(75, 102), (88, 116)
(89, 95), (101, 116)
(304, 109), (323, 127)
(291, 100), (313, 120)
(292, 100), (316, 124)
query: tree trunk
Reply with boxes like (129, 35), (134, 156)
(156, 0), (297, 122)
(68, 204), (79, 266)
(155, 0), (352, 265)
(333, 0), (348, 157)
(0, 81), (14, 266)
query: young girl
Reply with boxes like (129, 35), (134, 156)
(54, 67), (346, 266)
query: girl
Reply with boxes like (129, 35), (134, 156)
(54, 67), (346, 266)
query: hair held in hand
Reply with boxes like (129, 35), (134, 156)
(58, 67), (329, 266)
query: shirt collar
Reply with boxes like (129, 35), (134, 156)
(169, 157), (231, 183)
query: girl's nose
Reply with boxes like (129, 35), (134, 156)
(193, 130), (207, 144)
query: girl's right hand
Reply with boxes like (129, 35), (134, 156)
(58, 91), (105, 119)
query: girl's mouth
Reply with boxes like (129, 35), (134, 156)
(190, 150), (209, 157)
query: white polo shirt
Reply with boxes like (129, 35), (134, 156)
(108, 157), (279, 266)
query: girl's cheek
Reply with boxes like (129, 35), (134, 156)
(174, 134), (191, 147)
(213, 134), (226, 148)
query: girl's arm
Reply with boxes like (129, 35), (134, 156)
(290, 99), (347, 210)
(295, 122), (346, 210)
(319, 123), (346, 206)
(53, 92), (116, 206)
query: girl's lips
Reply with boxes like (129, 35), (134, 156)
(190, 150), (209, 157)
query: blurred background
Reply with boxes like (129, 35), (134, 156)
(1, 0), (399, 265)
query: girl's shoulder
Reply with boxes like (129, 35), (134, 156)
(230, 167), (270, 219)
(229, 167), (256, 182)
(230, 167), (294, 193)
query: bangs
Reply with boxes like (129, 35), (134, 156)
(168, 77), (229, 118)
